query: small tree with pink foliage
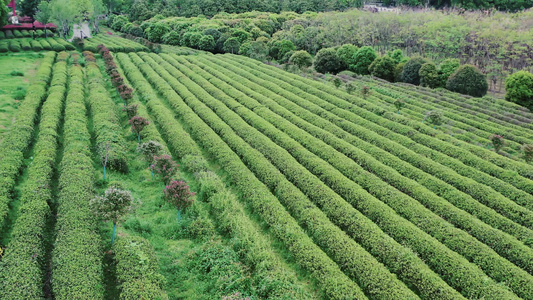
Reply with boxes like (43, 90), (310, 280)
(490, 134), (505, 154)
(164, 180), (195, 221)
(151, 155), (178, 185)
(129, 116), (149, 143)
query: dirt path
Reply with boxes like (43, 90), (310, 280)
(70, 22), (91, 41)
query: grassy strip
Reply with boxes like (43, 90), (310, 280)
(51, 63), (104, 299)
(0, 52), (55, 235)
(0, 54), (67, 298)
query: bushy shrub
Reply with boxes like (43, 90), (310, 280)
(336, 44), (358, 69)
(0, 42), (8, 53)
(111, 15), (129, 31)
(419, 62), (440, 88)
(128, 26), (144, 37)
(162, 30), (181, 45)
(314, 47), (344, 74)
(369, 55), (395, 81)
(199, 34), (215, 51)
(387, 49), (405, 64)
(505, 70), (533, 110)
(268, 39), (296, 61)
(129, 116), (150, 142)
(204, 28), (221, 41)
(438, 58), (460, 86)
(151, 155), (178, 184)
(490, 134), (505, 153)
(20, 40), (31, 51)
(13, 30), (23, 38)
(8, 40), (21, 52)
(231, 29), (251, 44)
(4, 30), (14, 38)
(523, 144), (533, 163)
(446, 64), (488, 97)
(146, 22), (170, 43)
(289, 50), (312, 69)
(351, 46), (376, 75)
(402, 56), (427, 85)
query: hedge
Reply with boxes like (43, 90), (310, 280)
(51, 64), (104, 299)
(189, 54), (533, 274)
(0, 41), (8, 52)
(13, 30), (23, 38)
(161, 53), (526, 299)
(54, 38), (76, 50)
(124, 52), (365, 300)
(4, 30), (14, 38)
(48, 38), (66, 51)
(0, 31), (5, 39)
(30, 40), (43, 51)
(85, 56), (128, 172)
(116, 52), (340, 299)
(40, 39), (52, 51)
(21, 30), (31, 37)
(113, 236), (168, 300)
(20, 39), (31, 51)
(0, 52), (55, 236)
(8, 40), (20, 52)
(0, 54), (66, 299)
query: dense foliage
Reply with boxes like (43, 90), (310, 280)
(446, 64), (488, 97)
(505, 71), (533, 110)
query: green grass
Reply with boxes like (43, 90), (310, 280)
(0, 52), (43, 140)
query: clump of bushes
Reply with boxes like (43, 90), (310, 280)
(446, 64), (488, 97)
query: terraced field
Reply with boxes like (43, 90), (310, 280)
(0, 49), (532, 299)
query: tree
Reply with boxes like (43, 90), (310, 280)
(289, 50), (312, 69)
(111, 15), (128, 31)
(369, 55), (395, 82)
(151, 155), (178, 185)
(360, 86), (371, 100)
(90, 0), (105, 34)
(314, 47), (344, 74)
(505, 71), (533, 110)
(35, 1), (52, 38)
(198, 35), (215, 51)
(394, 98), (405, 114)
(99, 142), (111, 181)
(137, 140), (163, 162)
(333, 78), (342, 88)
(438, 58), (460, 87)
(21, 0), (40, 18)
(394, 62), (405, 82)
(90, 186), (134, 245)
(336, 44), (358, 70)
(419, 62), (440, 88)
(164, 180), (195, 222)
(49, 0), (78, 39)
(223, 37), (240, 54)
(490, 134), (505, 154)
(123, 104), (138, 119)
(523, 144), (533, 163)
(351, 46), (377, 75)
(402, 57), (427, 85)
(268, 39), (296, 61)
(387, 49), (404, 64)
(146, 22), (170, 43)
(129, 116), (149, 143)
(446, 65), (488, 97)
(0, 0), (8, 28)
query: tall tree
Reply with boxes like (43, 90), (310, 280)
(49, 0), (77, 39)
(35, 1), (52, 37)
(0, 0), (9, 27)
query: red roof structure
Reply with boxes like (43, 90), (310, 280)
(2, 21), (57, 31)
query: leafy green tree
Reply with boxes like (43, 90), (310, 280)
(35, 1), (52, 38)
(146, 22), (170, 43)
(0, 0), (8, 28)
(111, 15), (128, 31)
(204, 28), (221, 41)
(90, 186), (134, 245)
(419, 63), (440, 88)
(387, 49), (404, 64)
(438, 58), (460, 87)
(231, 29), (251, 44)
(394, 62), (405, 82)
(21, 0), (40, 17)
(351, 46), (377, 75)
(314, 47), (344, 74)
(223, 37), (241, 54)
(336, 44), (358, 69)
(369, 55), (395, 82)
(289, 50), (312, 69)
(199, 35), (215, 51)
(162, 31), (181, 45)
(268, 39), (296, 61)
(505, 70), (533, 110)
(49, 0), (78, 39)
(402, 57), (428, 85)
(446, 64), (488, 97)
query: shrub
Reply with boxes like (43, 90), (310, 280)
(387, 49), (404, 64)
(351, 46), (377, 75)
(137, 140), (163, 162)
(361, 85), (371, 99)
(268, 39), (296, 61)
(4, 30), (14, 38)
(505, 70), (533, 110)
(198, 35), (215, 51)
(369, 55), (395, 81)
(289, 50), (312, 69)
(446, 64), (488, 97)
(30, 40), (43, 51)
(419, 62), (440, 88)
(394, 62), (405, 82)
(204, 28), (221, 41)
(425, 110), (444, 127)
(146, 22), (170, 43)
(111, 15), (129, 31)
(438, 58), (460, 86)
(336, 44), (358, 69)
(0, 42), (8, 52)
(523, 144), (533, 163)
(20, 40), (31, 51)
(10, 70), (24, 76)
(151, 155), (178, 185)
(123, 104), (138, 119)
(8, 40), (21, 52)
(314, 47), (344, 74)
(13, 30), (23, 38)
(231, 29), (251, 44)
(394, 98), (405, 113)
(402, 56), (427, 85)
(490, 134), (505, 154)
(162, 30), (181, 45)
(128, 26), (144, 37)
(346, 82), (356, 94)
